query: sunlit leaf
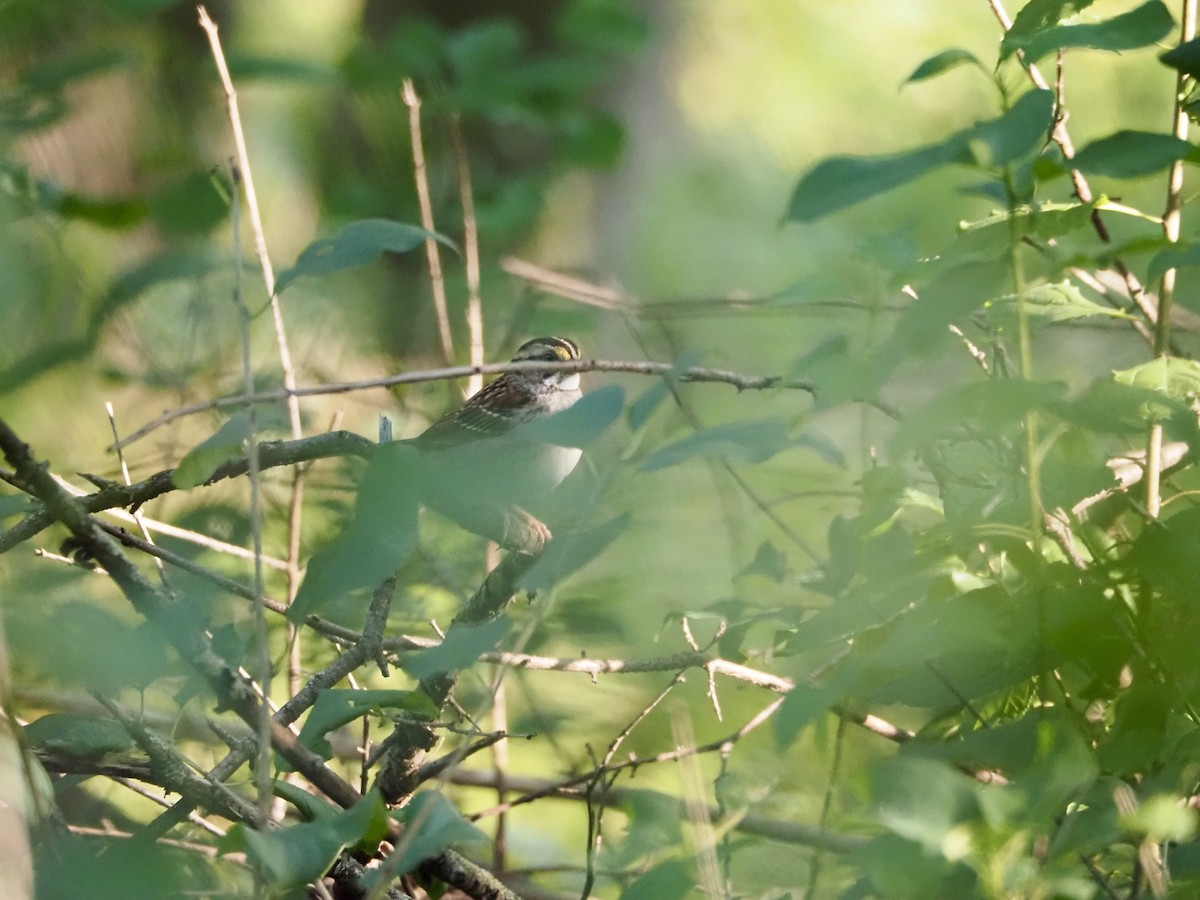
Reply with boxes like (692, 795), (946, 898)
(904, 48), (984, 84)
(983, 280), (1135, 333)
(641, 419), (791, 471)
(1113, 357), (1200, 401)
(1001, 1), (1174, 62)
(1121, 794), (1198, 842)
(1147, 242), (1200, 282)
(788, 90), (1052, 221)
(172, 411), (253, 489)
(275, 219), (455, 295)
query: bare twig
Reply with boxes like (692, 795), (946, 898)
(111, 357), (815, 449)
(402, 79), (454, 364)
(450, 115), (485, 397)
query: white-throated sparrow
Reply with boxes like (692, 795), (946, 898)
(413, 336), (583, 552)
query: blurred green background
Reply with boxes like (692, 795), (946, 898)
(3, 0), (1196, 896)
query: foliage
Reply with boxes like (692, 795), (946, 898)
(4, 1), (1200, 899)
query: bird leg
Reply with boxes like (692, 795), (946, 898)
(500, 506), (552, 554)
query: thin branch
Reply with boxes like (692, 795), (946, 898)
(111, 357), (815, 449)
(450, 115), (485, 397)
(402, 79), (454, 364)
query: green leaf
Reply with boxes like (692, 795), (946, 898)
(737, 540), (788, 583)
(1121, 794), (1198, 842)
(1002, 1), (1174, 63)
(24, 714), (135, 758)
(521, 514), (630, 592)
(773, 684), (835, 749)
(171, 411), (253, 489)
(983, 280), (1135, 333)
(869, 756), (977, 851)
(1068, 130), (1193, 179)
(1161, 36), (1200, 77)
(1147, 242), (1200, 282)
(401, 618), (509, 680)
(222, 791), (389, 889)
(620, 858), (696, 900)
(641, 419), (791, 471)
(904, 48), (984, 84)
(296, 690), (437, 761)
(1005, 0), (1096, 44)
(381, 791), (487, 878)
(275, 219), (455, 295)
(1113, 357), (1200, 401)
(525, 384), (625, 447)
(788, 90), (1052, 221)
(289, 443), (420, 622)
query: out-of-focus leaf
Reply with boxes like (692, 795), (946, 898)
(295, 690), (437, 762)
(289, 443), (420, 622)
(774, 684), (835, 749)
(221, 792), (389, 889)
(1147, 242), (1200, 282)
(983, 280), (1135, 332)
(171, 411), (253, 489)
(227, 55), (338, 82)
(24, 714), (135, 758)
(869, 756), (978, 851)
(521, 514), (630, 592)
(1113, 357), (1200, 401)
(275, 219), (455, 295)
(641, 419), (791, 471)
(401, 618), (509, 680)
(737, 540), (787, 583)
(558, 0), (651, 54)
(1129, 507), (1200, 601)
(620, 858), (696, 900)
(788, 90), (1052, 221)
(904, 48), (984, 84)
(379, 791), (487, 877)
(526, 384), (625, 447)
(148, 171), (229, 236)
(1001, 1), (1174, 62)
(1005, 0), (1096, 43)
(1067, 131), (1192, 179)
(1121, 794), (1198, 842)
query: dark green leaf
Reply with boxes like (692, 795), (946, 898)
(381, 791), (487, 877)
(620, 858), (696, 900)
(296, 690), (437, 761)
(788, 90), (1052, 221)
(737, 540), (788, 583)
(904, 48), (984, 84)
(275, 219), (455, 295)
(1161, 36), (1200, 77)
(1069, 130), (1193, 179)
(641, 419), (791, 471)
(24, 714), (135, 758)
(1005, 0), (1096, 44)
(289, 443), (420, 622)
(1002, 1), (1173, 63)
(1147, 242), (1200, 282)
(222, 792), (389, 889)
(402, 618), (509, 679)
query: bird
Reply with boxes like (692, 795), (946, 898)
(411, 336), (584, 552)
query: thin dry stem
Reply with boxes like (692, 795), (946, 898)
(450, 115), (485, 397)
(402, 79), (454, 364)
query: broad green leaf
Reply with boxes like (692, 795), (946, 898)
(275, 219), (455, 295)
(1005, 0), (1096, 44)
(401, 617), (509, 680)
(855, 834), (973, 897)
(289, 442), (420, 622)
(774, 684), (835, 749)
(641, 419), (791, 471)
(904, 48), (984, 84)
(1113, 357), (1200, 401)
(1129, 507), (1200, 601)
(381, 791), (487, 878)
(1147, 242), (1200, 282)
(296, 690), (437, 761)
(273, 780), (339, 822)
(24, 714), (134, 758)
(620, 858), (696, 900)
(1002, 1), (1174, 63)
(869, 756), (977, 851)
(521, 514), (630, 592)
(171, 411), (252, 489)
(1068, 130), (1193, 179)
(788, 90), (1053, 221)
(222, 792), (389, 889)
(525, 384), (625, 447)
(1053, 377), (1198, 435)
(983, 280), (1135, 333)
(1161, 36), (1200, 77)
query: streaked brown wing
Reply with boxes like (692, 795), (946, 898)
(414, 378), (532, 450)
